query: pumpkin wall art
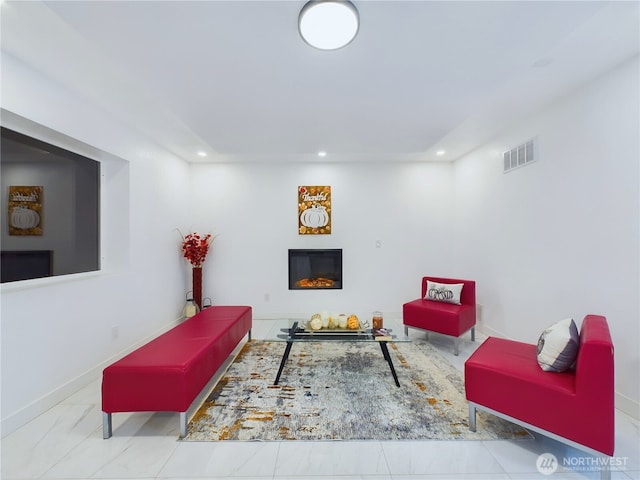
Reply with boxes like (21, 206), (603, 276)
(298, 185), (331, 235)
(8, 186), (43, 236)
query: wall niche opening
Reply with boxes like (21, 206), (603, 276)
(1, 126), (100, 282)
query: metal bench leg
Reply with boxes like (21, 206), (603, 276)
(179, 412), (188, 438)
(103, 412), (112, 439)
(468, 403), (476, 432)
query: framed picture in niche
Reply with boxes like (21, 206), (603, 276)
(298, 185), (331, 235)
(8, 186), (43, 236)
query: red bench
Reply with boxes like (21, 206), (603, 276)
(102, 305), (252, 438)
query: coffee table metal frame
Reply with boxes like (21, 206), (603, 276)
(273, 321), (408, 387)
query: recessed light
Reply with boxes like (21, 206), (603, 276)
(436, 150), (446, 156)
(197, 151), (207, 157)
(318, 151), (327, 157)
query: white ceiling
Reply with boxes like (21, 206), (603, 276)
(1, 1), (638, 164)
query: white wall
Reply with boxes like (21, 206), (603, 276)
(189, 161), (456, 318)
(454, 56), (640, 417)
(1, 48), (637, 437)
(0, 53), (192, 434)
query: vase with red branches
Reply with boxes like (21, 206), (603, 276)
(180, 231), (213, 309)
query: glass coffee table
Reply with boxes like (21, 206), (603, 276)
(267, 318), (411, 387)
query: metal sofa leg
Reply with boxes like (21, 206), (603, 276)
(404, 325), (409, 336)
(103, 412), (112, 439)
(469, 403), (476, 432)
(454, 338), (460, 356)
(471, 326), (475, 342)
(600, 464), (611, 480)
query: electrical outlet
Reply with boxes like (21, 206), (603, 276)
(111, 326), (119, 340)
(264, 293), (270, 302)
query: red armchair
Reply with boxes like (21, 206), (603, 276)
(465, 315), (614, 479)
(403, 276), (476, 355)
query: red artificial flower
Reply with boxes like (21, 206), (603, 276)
(180, 232), (213, 267)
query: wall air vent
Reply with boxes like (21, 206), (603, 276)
(503, 138), (536, 173)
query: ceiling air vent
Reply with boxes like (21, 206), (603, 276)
(503, 138), (536, 173)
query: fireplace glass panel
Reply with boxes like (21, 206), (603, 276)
(289, 249), (342, 290)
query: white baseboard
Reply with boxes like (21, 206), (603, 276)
(1, 317), (184, 438)
(615, 392), (640, 421)
(1, 366), (101, 438)
(477, 324), (509, 338)
(252, 311), (404, 322)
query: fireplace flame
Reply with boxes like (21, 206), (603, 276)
(295, 277), (335, 288)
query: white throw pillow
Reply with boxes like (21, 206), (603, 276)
(536, 318), (579, 372)
(425, 280), (463, 305)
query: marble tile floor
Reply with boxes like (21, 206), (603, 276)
(1, 318), (638, 480)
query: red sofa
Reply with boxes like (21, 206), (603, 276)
(403, 276), (476, 355)
(102, 305), (252, 438)
(465, 315), (614, 473)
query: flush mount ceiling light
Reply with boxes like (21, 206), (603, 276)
(299, 1), (359, 50)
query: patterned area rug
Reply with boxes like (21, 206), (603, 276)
(184, 340), (530, 441)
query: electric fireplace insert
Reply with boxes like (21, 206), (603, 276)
(288, 248), (342, 290)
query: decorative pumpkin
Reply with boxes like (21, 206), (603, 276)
(428, 286), (454, 301)
(10, 206), (40, 229)
(309, 313), (323, 330)
(347, 314), (359, 330)
(300, 204), (329, 228)
(320, 310), (330, 328)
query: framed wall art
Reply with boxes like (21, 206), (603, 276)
(8, 186), (43, 236)
(298, 185), (331, 235)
